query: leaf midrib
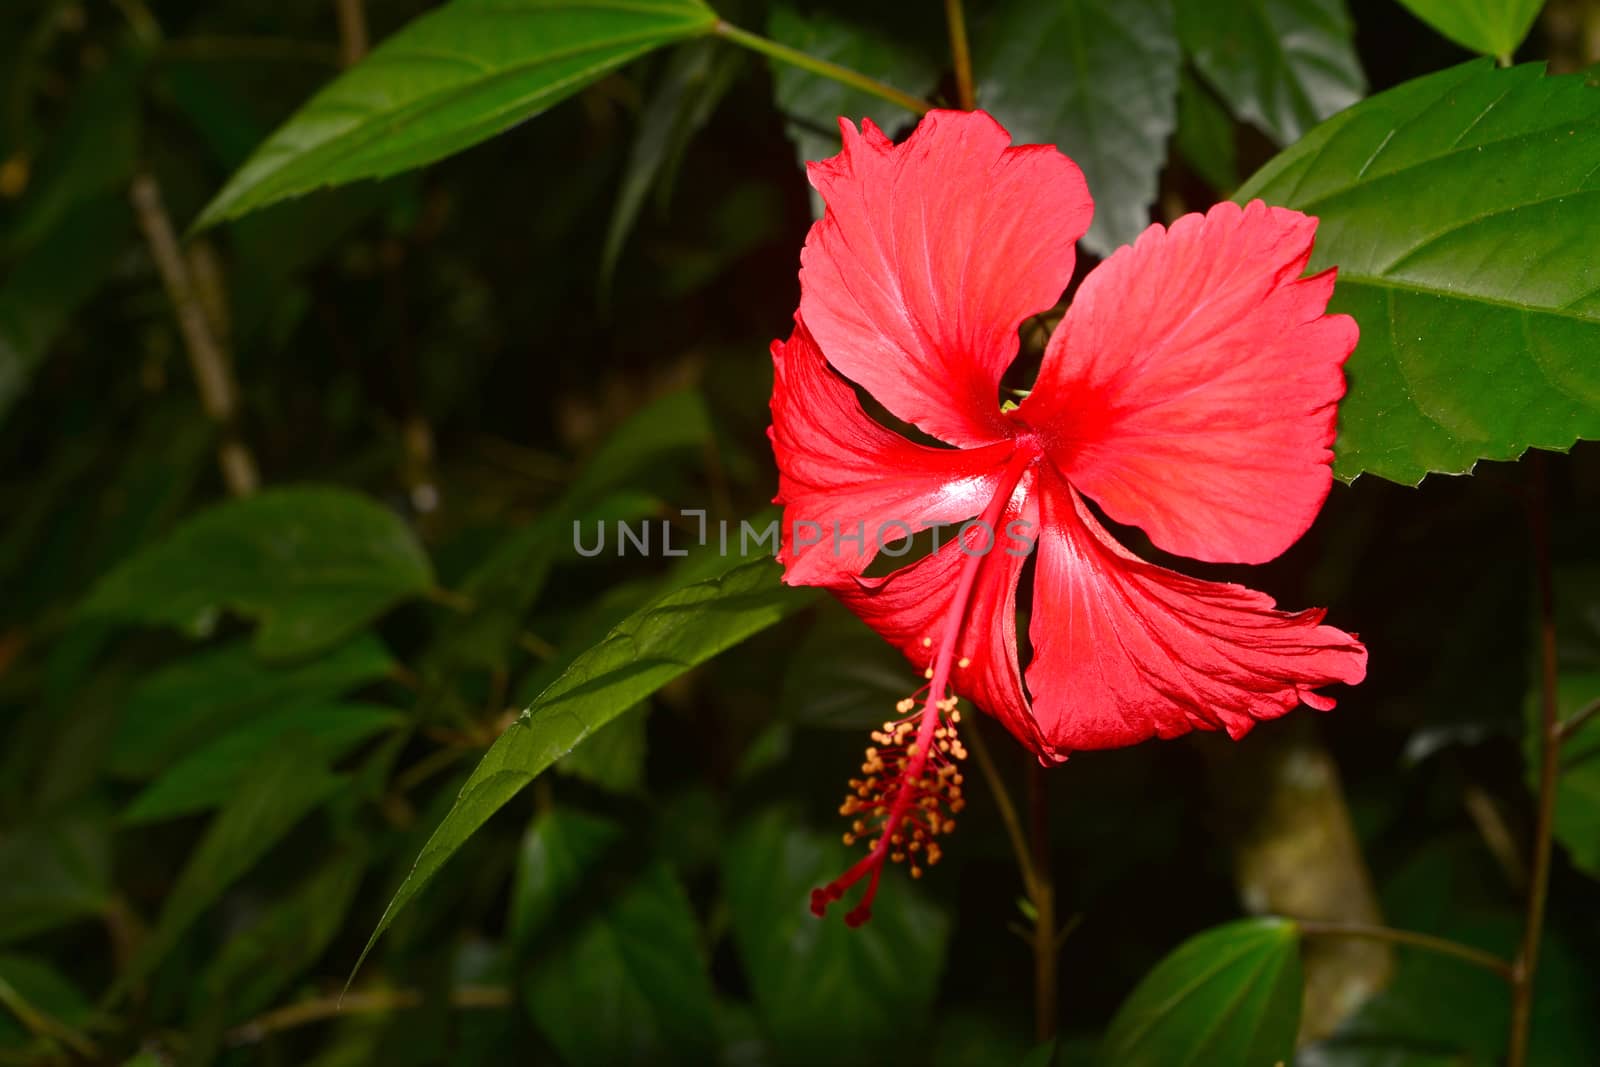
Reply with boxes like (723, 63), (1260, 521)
(1286, 99), (1600, 217)
(208, 11), (714, 219)
(1337, 272), (1600, 327)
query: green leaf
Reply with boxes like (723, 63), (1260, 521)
(779, 602), (914, 729)
(195, 847), (368, 1024)
(767, 3), (939, 213)
(515, 811), (717, 1065)
(355, 552), (815, 973)
(1237, 61), (1600, 484)
(82, 488), (433, 659)
(554, 703), (648, 793)
(122, 702), (401, 823)
(1395, 0), (1544, 58)
(600, 41), (741, 285)
(120, 744), (345, 987)
(723, 809), (949, 1065)
(1101, 918), (1302, 1067)
(0, 811), (110, 944)
(0, 955), (93, 1051)
(196, 0), (719, 227)
(109, 634), (396, 779)
(975, 0), (1180, 255)
(509, 809), (626, 945)
(1175, 67), (1239, 192)
(1178, 0), (1364, 145)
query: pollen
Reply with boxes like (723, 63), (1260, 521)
(811, 681), (968, 926)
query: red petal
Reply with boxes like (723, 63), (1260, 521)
(830, 490), (1044, 755)
(1025, 470), (1366, 755)
(770, 322), (1016, 586)
(800, 110), (1092, 448)
(1021, 200), (1358, 565)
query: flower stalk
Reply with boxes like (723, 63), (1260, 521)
(944, 0), (976, 111)
(1509, 454), (1562, 1067)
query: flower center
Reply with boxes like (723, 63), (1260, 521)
(811, 447), (1036, 925)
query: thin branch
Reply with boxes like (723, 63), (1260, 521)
(1509, 453), (1562, 1067)
(425, 585), (476, 614)
(964, 717), (1037, 897)
(333, 0), (369, 67)
(1557, 697), (1600, 742)
(227, 986), (511, 1046)
(712, 21), (932, 116)
(0, 977), (101, 1060)
(1295, 920), (1514, 980)
(130, 174), (259, 496)
(944, 0), (976, 111)
(158, 35), (342, 66)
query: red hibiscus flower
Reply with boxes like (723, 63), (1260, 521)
(769, 109), (1368, 926)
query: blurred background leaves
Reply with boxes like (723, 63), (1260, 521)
(0, 0), (1597, 1064)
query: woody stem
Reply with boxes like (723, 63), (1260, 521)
(1030, 762), (1057, 1041)
(965, 720), (1038, 896)
(711, 21), (933, 116)
(1509, 454), (1561, 1067)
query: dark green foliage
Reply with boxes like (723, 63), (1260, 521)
(1, 0), (1597, 1064)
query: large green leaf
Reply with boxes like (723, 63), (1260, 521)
(196, 0), (718, 227)
(723, 809), (949, 1065)
(120, 745), (345, 987)
(1396, 0), (1544, 58)
(108, 634), (396, 779)
(975, 0), (1180, 255)
(1238, 60), (1600, 484)
(81, 488), (433, 659)
(515, 810), (717, 1065)
(355, 552), (815, 971)
(767, 2), (939, 212)
(1101, 918), (1302, 1067)
(1178, 0), (1364, 146)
